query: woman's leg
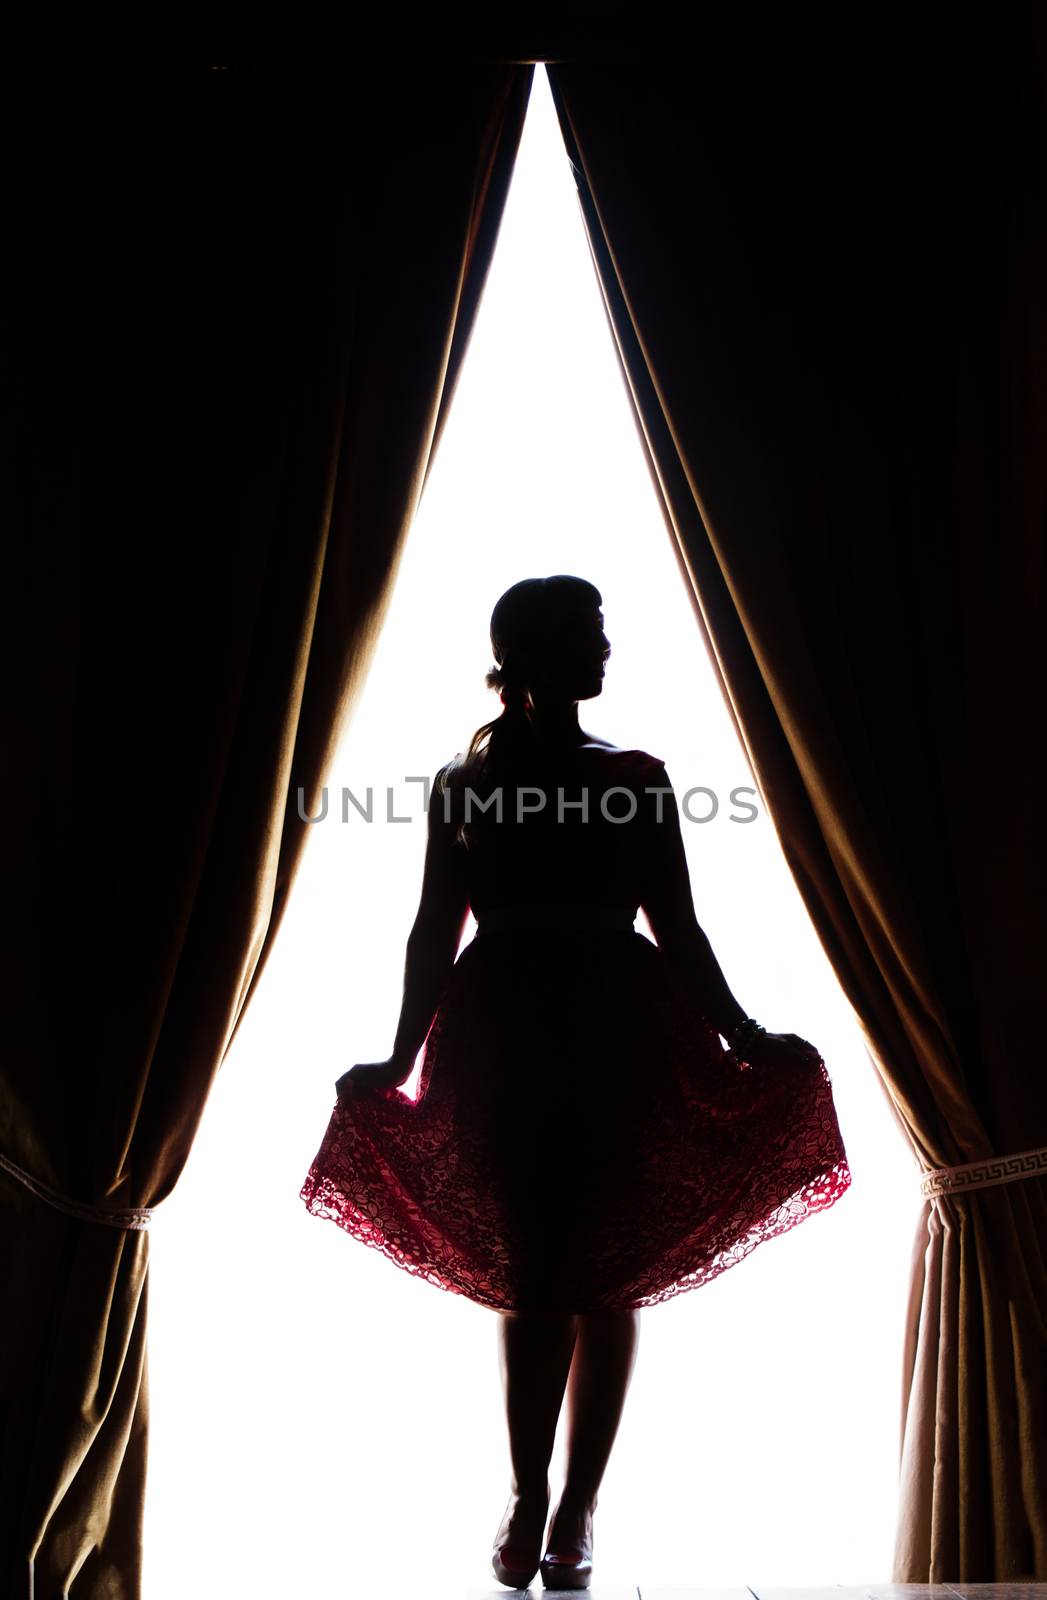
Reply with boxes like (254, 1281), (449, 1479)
(492, 1309), (580, 1568)
(558, 1307), (641, 1514)
(497, 1309), (580, 1496)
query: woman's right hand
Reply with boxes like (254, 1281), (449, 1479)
(335, 1057), (411, 1102)
(734, 1030), (822, 1070)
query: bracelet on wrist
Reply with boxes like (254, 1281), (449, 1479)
(725, 1015), (766, 1052)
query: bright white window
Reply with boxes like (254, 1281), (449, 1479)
(144, 66), (919, 1598)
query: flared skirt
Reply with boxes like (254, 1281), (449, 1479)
(299, 929), (851, 1313)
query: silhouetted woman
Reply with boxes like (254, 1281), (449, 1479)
(300, 574), (851, 1591)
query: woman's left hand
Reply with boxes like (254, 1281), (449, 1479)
(731, 1030), (821, 1070)
(335, 1057), (412, 1102)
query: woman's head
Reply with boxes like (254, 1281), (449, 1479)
(439, 576), (611, 836)
(484, 574), (610, 716)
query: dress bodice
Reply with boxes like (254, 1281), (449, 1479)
(443, 745), (668, 922)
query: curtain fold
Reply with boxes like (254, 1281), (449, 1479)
(0, 61), (534, 1598)
(548, 12), (1046, 1581)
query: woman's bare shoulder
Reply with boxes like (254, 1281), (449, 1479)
(575, 733), (617, 749)
(435, 750), (481, 787)
(578, 739), (666, 769)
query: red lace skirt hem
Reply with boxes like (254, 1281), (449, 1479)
(300, 930), (852, 1313)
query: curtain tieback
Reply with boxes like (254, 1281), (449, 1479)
(919, 1142), (1047, 1200)
(0, 1149), (154, 1230)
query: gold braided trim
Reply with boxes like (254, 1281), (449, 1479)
(919, 1143), (1047, 1200)
(0, 1150), (154, 1230)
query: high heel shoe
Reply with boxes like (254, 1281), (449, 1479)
(539, 1496), (594, 1590)
(491, 1484), (551, 1589)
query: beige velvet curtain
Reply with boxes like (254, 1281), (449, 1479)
(547, 11), (1047, 1581)
(0, 61), (535, 1598)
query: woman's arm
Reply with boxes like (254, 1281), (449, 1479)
(638, 764), (749, 1039)
(388, 769), (471, 1070)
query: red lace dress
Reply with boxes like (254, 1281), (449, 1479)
(299, 747), (851, 1313)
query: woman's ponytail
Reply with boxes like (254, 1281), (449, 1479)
(467, 665), (536, 770)
(436, 664), (538, 845)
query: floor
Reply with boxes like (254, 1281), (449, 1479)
(467, 1584), (1047, 1599)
